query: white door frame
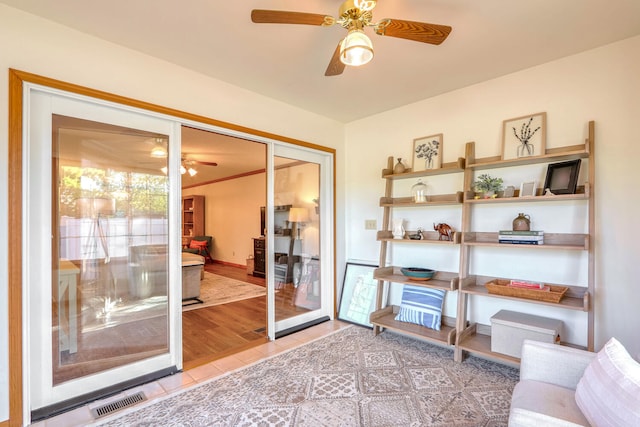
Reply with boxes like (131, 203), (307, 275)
(269, 143), (335, 337)
(23, 84), (183, 420)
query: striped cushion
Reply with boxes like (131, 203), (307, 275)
(394, 285), (445, 330)
(575, 337), (640, 427)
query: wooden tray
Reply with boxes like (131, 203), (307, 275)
(485, 279), (568, 303)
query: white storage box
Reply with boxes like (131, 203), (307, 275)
(490, 310), (562, 358)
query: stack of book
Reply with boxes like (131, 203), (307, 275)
(498, 230), (544, 245)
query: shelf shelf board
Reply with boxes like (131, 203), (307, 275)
(466, 144), (589, 170)
(374, 267), (459, 291)
(380, 192), (463, 207)
(460, 276), (589, 311)
(378, 230), (461, 244)
(464, 189), (589, 205)
(456, 326), (520, 365)
(371, 306), (456, 345)
(463, 232), (588, 250)
(382, 158), (465, 180)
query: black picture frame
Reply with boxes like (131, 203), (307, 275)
(337, 262), (379, 328)
(543, 159), (581, 194)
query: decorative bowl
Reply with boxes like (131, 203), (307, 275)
(401, 267), (435, 281)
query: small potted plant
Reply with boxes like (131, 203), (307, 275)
(473, 174), (503, 198)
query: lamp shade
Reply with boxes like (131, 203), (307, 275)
(339, 29), (374, 67)
(288, 207), (309, 223)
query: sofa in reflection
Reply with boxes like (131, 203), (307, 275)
(128, 244), (204, 301)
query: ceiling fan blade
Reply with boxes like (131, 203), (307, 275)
(375, 19), (452, 45)
(193, 160), (218, 167)
(251, 9), (332, 26)
(325, 43), (346, 77)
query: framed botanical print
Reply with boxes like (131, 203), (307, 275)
(412, 133), (443, 171)
(502, 112), (546, 160)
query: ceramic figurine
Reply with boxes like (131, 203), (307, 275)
(434, 223), (453, 241)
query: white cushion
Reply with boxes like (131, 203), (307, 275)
(509, 379), (590, 427)
(575, 337), (640, 427)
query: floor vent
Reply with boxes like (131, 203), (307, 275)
(91, 391), (146, 419)
(253, 327), (266, 333)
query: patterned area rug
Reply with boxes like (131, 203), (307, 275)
(182, 272), (266, 311)
(98, 326), (518, 426)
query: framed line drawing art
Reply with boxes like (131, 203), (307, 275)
(501, 112), (546, 160)
(338, 262), (378, 328)
(412, 133), (443, 171)
(543, 159), (581, 194)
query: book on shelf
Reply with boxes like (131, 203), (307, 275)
(497, 234), (544, 241)
(498, 230), (544, 236)
(508, 280), (546, 290)
(498, 239), (544, 245)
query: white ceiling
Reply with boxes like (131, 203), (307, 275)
(6, 0), (640, 186)
(3, 0), (640, 123)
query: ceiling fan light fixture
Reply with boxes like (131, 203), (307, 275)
(187, 167), (198, 177)
(339, 29), (373, 67)
(150, 138), (168, 158)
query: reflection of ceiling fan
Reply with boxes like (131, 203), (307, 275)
(159, 156), (218, 177)
(251, 0), (451, 76)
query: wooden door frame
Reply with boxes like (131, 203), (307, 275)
(7, 68), (337, 426)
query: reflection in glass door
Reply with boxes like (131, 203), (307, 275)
(52, 115), (171, 386)
(271, 145), (333, 335)
(273, 160), (321, 322)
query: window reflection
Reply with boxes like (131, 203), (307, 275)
(53, 115), (170, 385)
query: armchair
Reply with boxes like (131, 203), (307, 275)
(509, 338), (640, 427)
(183, 236), (212, 263)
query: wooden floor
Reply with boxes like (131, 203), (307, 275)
(182, 263), (307, 370)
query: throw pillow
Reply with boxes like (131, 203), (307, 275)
(394, 285), (445, 330)
(189, 240), (207, 249)
(575, 337), (640, 427)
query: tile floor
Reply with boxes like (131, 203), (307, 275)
(30, 320), (350, 427)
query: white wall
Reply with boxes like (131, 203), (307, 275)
(183, 172), (267, 267)
(345, 35), (640, 357)
(0, 4), (345, 422)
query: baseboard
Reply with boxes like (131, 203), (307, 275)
(210, 259), (246, 269)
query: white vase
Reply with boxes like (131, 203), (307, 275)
(392, 218), (405, 239)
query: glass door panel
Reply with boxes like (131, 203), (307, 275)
(273, 159), (321, 322)
(270, 145), (333, 335)
(52, 115), (170, 385)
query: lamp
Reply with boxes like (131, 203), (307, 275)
(288, 207), (309, 239)
(150, 138), (168, 158)
(339, 28), (374, 66)
(286, 207), (310, 285)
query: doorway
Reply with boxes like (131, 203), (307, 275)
(179, 126), (269, 368)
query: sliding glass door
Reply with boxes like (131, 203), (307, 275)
(269, 145), (333, 336)
(25, 87), (182, 419)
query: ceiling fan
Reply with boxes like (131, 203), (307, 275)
(251, 0), (452, 76)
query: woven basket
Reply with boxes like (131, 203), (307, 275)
(485, 279), (568, 303)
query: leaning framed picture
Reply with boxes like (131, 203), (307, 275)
(501, 112), (546, 160)
(338, 262), (379, 328)
(543, 159), (581, 194)
(519, 181), (537, 197)
(412, 133), (443, 171)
